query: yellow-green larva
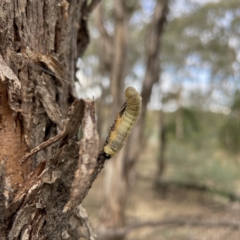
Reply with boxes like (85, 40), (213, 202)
(103, 86), (142, 158)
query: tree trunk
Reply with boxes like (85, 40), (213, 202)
(175, 88), (183, 140)
(0, 0), (101, 239)
(96, 0), (169, 239)
(95, 0), (131, 232)
(156, 109), (166, 177)
(126, 0), (168, 164)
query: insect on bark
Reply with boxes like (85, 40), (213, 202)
(103, 86), (142, 159)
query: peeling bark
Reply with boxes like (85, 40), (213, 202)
(0, 0), (101, 238)
(64, 100), (99, 212)
(5, 99), (108, 239)
(0, 161), (6, 239)
(7, 141), (80, 239)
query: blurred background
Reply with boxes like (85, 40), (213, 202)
(78, 0), (240, 239)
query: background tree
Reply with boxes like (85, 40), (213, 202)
(86, 1), (169, 237)
(162, 0), (240, 108)
(220, 90), (240, 154)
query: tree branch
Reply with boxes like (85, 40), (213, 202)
(142, 0), (168, 117)
(94, 4), (112, 44)
(97, 217), (240, 240)
(74, 205), (96, 240)
(85, 0), (101, 18)
(126, 0), (169, 168)
(19, 99), (85, 164)
(64, 99), (99, 212)
(154, 179), (240, 202)
(94, 3), (113, 68)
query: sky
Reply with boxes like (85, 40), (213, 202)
(78, 0), (237, 114)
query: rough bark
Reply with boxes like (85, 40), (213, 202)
(4, 99), (105, 239)
(1, 94), (111, 239)
(0, 0), (84, 179)
(0, 0), (102, 239)
(0, 161), (6, 238)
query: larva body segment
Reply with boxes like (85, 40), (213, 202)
(104, 86), (142, 158)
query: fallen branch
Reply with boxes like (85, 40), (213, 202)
(154, 179), (240, 202)
(97, 217), (240, 240)
(136, 174), (240, 202)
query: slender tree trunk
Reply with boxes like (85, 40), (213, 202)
(98, 0), (130, 231)
(176, 88), (183, 140)
(110, 1), (129, 110)
(156, 109), (166, 177)
(126, 0), (168, 164)
(96, 1), (169, 239)
(99, 150), (127, 230)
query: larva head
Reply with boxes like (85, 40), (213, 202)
(103, 145), (115, 158)
(103, 151), (112, 159)
(125, 86), (139, 99)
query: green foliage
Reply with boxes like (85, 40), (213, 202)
(219, 119), (240, 154)
(232, 90), (240, 112)
(162, 0), (240, 83)
(166, 141), (240, 191)
(144, 109), (240, 192)
(165, 107), (200, 141)
(182, 107), (200, 136)
(162, 109), (240, 191)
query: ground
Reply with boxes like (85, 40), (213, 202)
(83, 110), (240, 240)
(84, 160), (240, 240)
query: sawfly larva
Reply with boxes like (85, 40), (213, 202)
(103, 86), (142, 159)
